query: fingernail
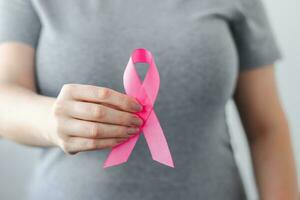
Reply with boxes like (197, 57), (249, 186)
(131, 116), (143, 127)
(132, 103), (143, 112)
(127, 127), (140, 135)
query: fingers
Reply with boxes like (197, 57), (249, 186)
(61, 84), (143, 113)
(60, 118), (140, 139)
(54, 84), (144, 155)
(60, 137), (128, 154)
(64, 101), (144, 127)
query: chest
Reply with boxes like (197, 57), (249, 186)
(33, 0), (239, 111)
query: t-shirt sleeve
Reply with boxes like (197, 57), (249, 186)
(0, 0), (41, 48)
(230, 0), (282, 71)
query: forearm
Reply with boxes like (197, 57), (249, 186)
(249, 125), (298, 200)
(0, 83), (56, 147)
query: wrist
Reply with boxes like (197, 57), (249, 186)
(32, 94), (57, 147)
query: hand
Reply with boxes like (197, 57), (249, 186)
(45, 84), (144, 154)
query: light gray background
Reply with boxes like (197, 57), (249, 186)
(0, 0), (299, 199)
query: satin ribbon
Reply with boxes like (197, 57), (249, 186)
(103, 48), (174, 168)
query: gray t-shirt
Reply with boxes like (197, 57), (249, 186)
(0, 0), (281, 199)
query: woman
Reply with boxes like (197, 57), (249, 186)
(0, 0), (298, 199)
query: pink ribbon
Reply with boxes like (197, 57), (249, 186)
(103, 48), (175, 168)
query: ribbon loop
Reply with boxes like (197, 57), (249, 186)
(103, 48), (174, 168)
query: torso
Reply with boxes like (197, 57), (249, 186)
(29, 0), (246, 199)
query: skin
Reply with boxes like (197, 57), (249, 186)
(0, 42), (144, 154)
(234, 66), (298, 199)
(0, 42), (298, 198)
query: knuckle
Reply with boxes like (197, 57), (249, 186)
(61, 84), (78, 99)
(95, 142), (105, 150)
(98, 87), (111, 100)
(87, 140), (98, 149)
(124, 99), (133, 110)
(92, 106), (105, 119)
(58, 137), (79, 155)
(52, 101), (65, 116)
(124, 114), (134, 125)
(60, 141), (71, 154)
(62, 141), (77, 155)
(90, 124), (101, 138)
(119, 126), (128, 136)
(62, 84), (75, 93)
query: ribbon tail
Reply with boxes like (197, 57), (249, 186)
(143, 111), (175, 168)
(103, 134), (140, 168)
